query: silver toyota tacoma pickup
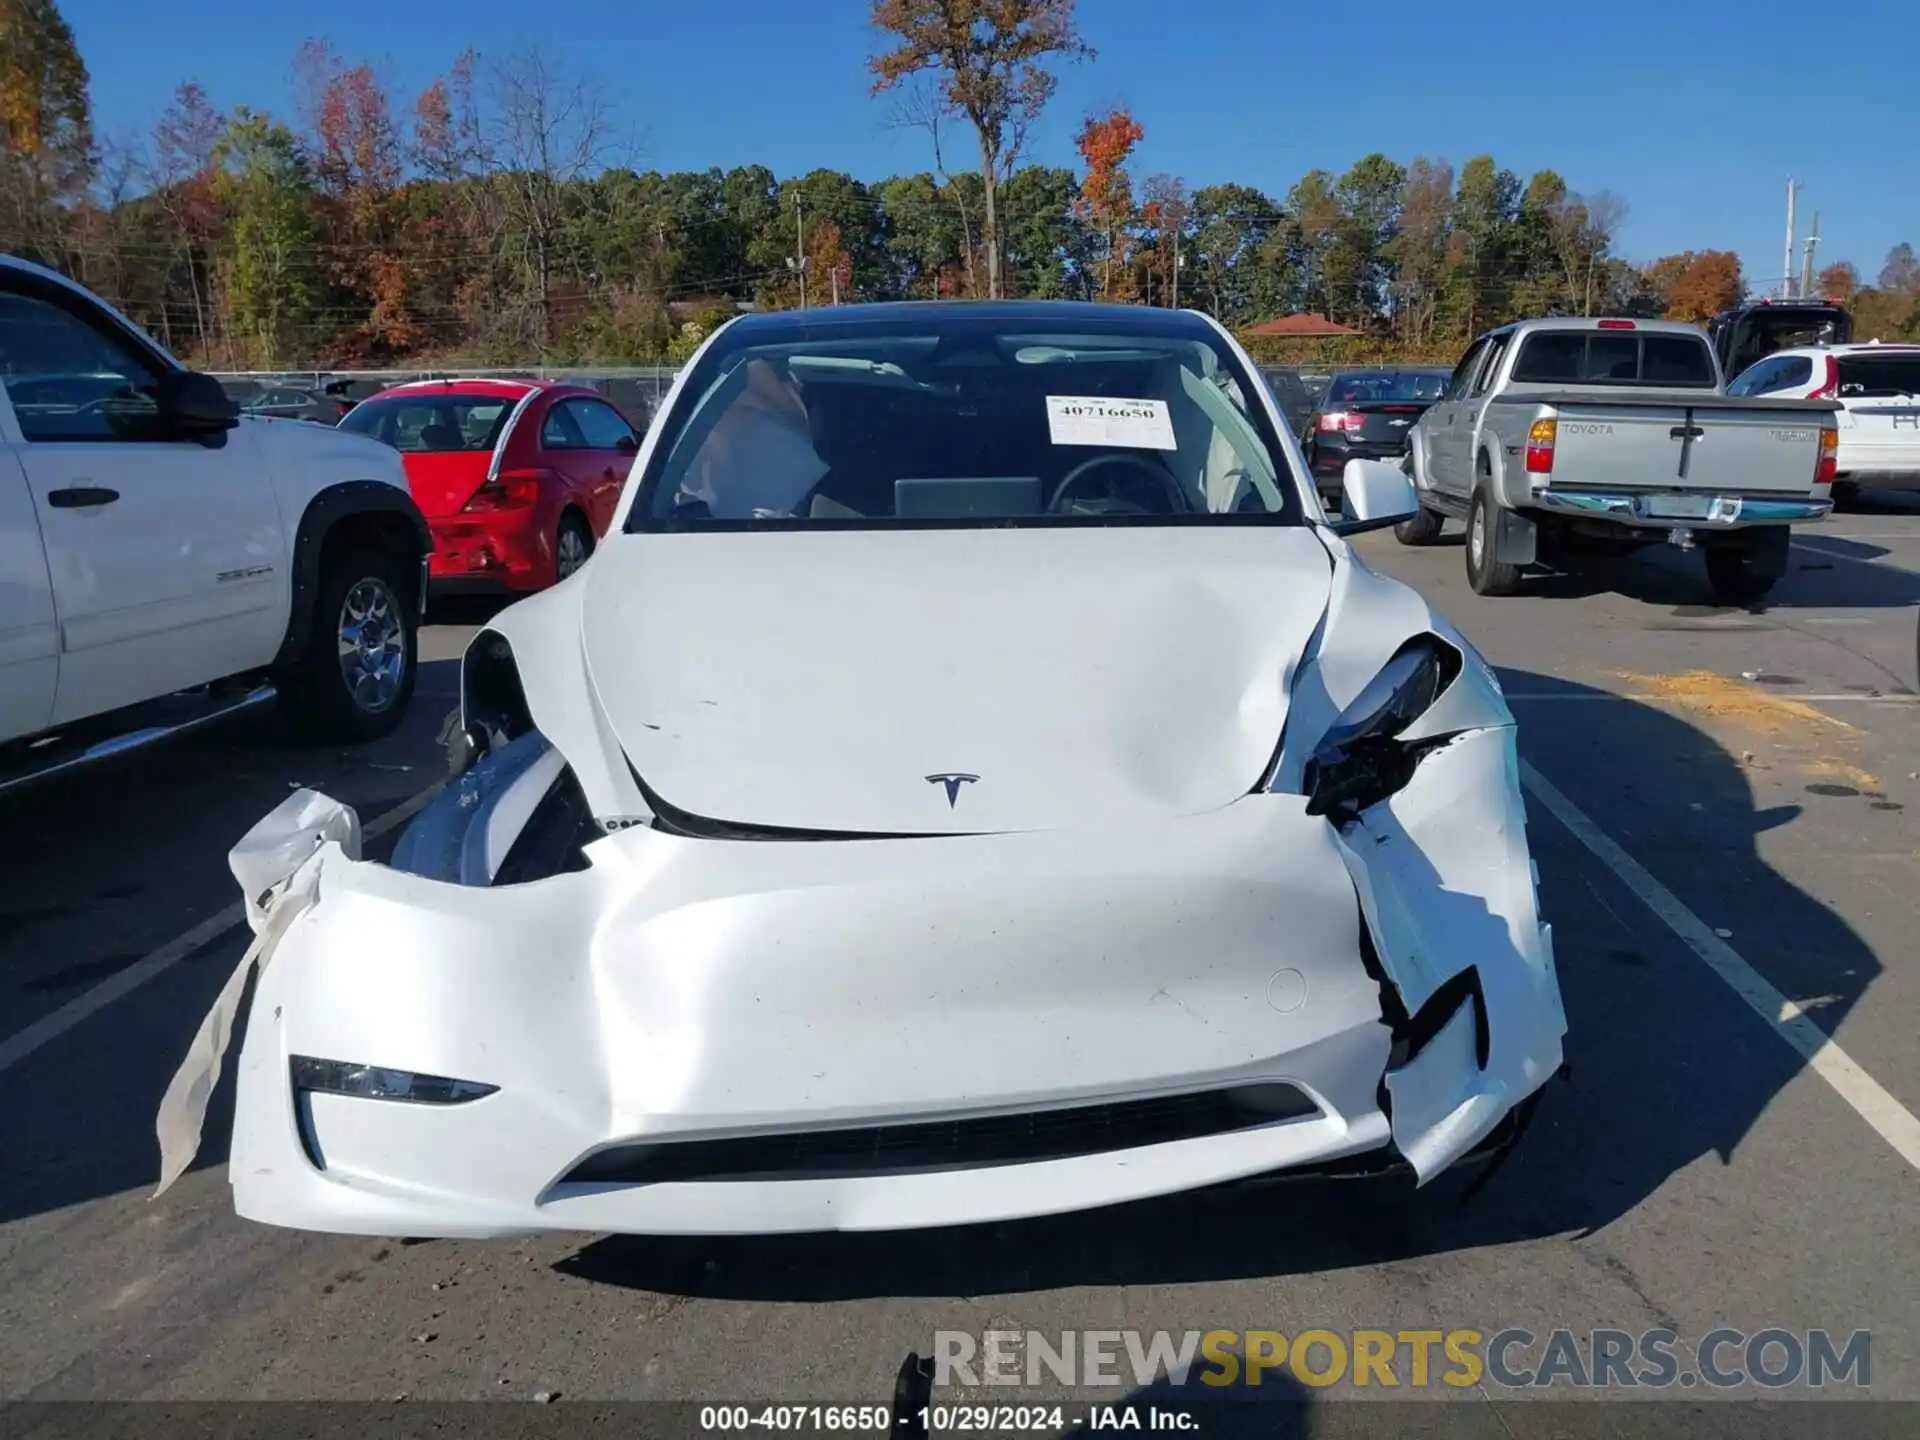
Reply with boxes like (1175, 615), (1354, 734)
(1395, 318), (1840, 603)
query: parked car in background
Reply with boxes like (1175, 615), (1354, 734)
(219, 378), (355, 424)
(1708, 297), (1852, 380)
(337, 377), (641, 593)
(1727, 342), (1920, 507)
(1301, 368), (1451, 504)
(1258, 366), (1315, 436)
(0, 254), (429, 791)
(1398, 318), (1839, 603)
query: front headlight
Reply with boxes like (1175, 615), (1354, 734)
(1302, 636), (1461, 822)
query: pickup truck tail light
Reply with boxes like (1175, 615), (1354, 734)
(1524, 417), (1557, 474)
(1316, 411), (1364, 434)
(1808, 355), (1839, 400)
(1815, 427), (1838, 484)
(464, 469), (549, 513)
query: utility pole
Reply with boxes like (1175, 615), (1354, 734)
(1801, 212), (1821, 297)
(1783, 178), (1801, 300)
(795, 191), (808, 310)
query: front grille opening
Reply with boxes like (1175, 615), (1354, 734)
(558, 1084), (1319, 1186)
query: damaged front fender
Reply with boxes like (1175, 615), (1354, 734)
(1337, 723), (1566, 1183)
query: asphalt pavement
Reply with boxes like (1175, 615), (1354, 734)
(2, 500), (1918, 1427)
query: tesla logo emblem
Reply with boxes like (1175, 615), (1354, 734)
(925, 773), (979, 807)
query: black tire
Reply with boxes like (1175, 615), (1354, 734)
(1465, 486), (1524, 596)
(1394, 503), (1445, 546)
(275, 546), (418, 743)
(1704, 538), (1782, 606)
(556, 510), (594, 582)
(1830, 480), (1861, 510)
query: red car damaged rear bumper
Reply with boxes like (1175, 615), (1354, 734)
(427, 511), (555, 592)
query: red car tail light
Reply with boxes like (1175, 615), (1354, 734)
(1807, 354), (1839, 400)
(1596, 319), (1636, 330)
(1316, 411), (1364, 433)
(1815, 427), (1838, 484)
(464, 468), (548, 512)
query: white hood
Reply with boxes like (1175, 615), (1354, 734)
(579, 526), (1334, 834)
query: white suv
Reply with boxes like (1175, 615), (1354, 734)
(1727, 341), (1920, 506)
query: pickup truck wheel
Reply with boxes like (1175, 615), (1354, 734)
(1712, 545), (1781, 606)
(276, 547), (418, 743)
(1394, 503), (1444, 546)
(1465, 489), (1523, 596)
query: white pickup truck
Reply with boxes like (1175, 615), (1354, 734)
(0, 256), (430, 791)
(1396, 318), (1840, 603)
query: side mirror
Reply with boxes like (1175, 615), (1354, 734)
(615, 433), (639, 456)
(155, 370), (240, 436)
(1328, 459), (1417, 536)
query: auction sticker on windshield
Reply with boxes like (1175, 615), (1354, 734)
(1046, 396), (1178, 451)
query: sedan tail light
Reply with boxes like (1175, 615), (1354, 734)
(1316, 411), (1364, 433)
(464, 468), (549, 512)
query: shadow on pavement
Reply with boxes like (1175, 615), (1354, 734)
(0, 659), (461, 1226)
(556, 670), (1882, 1303)
(1510, 536), (1920, 611)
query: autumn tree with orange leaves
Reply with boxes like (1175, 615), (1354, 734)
(1075, 105), (1142, 300)
(293, 40), (422, 361)
(1646, 249), (1744, 322)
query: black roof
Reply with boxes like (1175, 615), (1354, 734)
(725, 300), (1219, 339)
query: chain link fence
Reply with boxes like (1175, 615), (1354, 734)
(211, 362), (1419, 433)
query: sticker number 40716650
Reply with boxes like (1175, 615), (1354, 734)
(1045, 395), (1178, 451)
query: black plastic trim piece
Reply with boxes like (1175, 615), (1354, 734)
(559, 1084), (1319, 1185)
(629, 760), (948, 842)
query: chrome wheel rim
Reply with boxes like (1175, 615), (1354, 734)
(336, 577), (406, 714)
(557, 526), (589, 579)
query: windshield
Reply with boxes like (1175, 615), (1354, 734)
(628, 311), (1302, 530)
(1324, 371), (1448, 405)
(338, 393), (514, 452)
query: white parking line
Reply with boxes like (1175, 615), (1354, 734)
(0, 781), (446, 1077)
(1794, 538), (1907, 567)
(1519, 761), (1920, 1174)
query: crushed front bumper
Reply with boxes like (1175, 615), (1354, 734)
(210, 733), (1564, 1238)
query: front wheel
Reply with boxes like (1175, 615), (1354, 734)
(1465, 489), (1524, 596)
(276, 547), (419, 743)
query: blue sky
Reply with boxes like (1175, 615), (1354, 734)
(67, 0), (1917, 291)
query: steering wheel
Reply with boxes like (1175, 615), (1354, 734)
(1047, 451), (1187, 517)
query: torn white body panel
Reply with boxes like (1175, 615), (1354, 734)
(229, 795), (1407, 1236)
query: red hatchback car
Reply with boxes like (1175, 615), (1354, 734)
(338, 378), (641, 592)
